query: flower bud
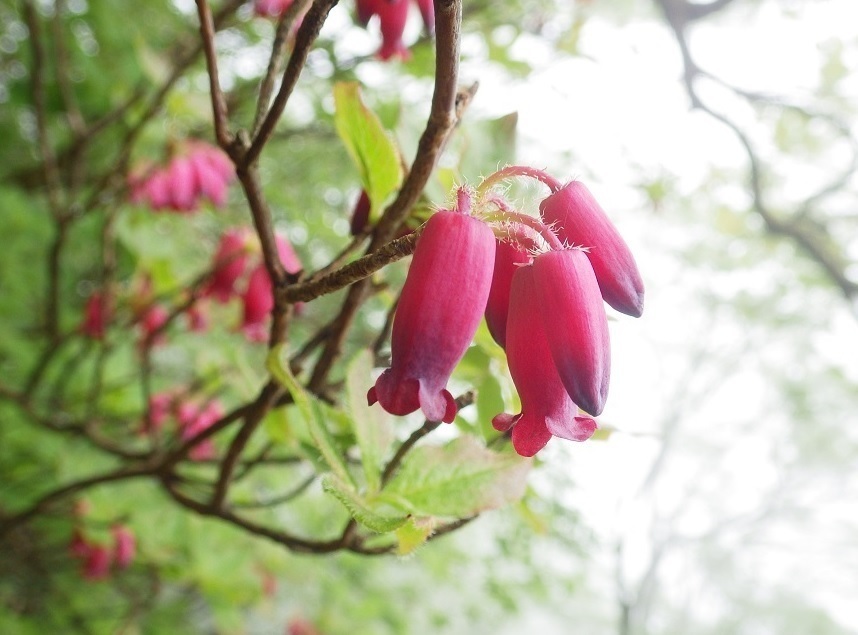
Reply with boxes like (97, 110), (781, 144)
(539, 181), (644, 317)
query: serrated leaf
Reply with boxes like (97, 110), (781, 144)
(267, 345), (354, 486)
(322, 474), (409, 534)
(394, 517), (437, 556)
(384, 436), (531, 518)
(333, 82), (403, 221)
(346, 350), (394, 494)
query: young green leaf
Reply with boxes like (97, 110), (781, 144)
(322, 474), (409, 534)
(266, 345), (354, 486)
(346, 350), (395, 494)
(383, 436), (531, 518)
(333, 82), (403, 221)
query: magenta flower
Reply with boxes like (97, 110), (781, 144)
(368, 210), (496, 422)
(492, 266), (597, 457)
(178, 400), (223, 461)
(355, 0), (379, 26)
(146, 391), (176, 433)
(484, 240), (531, 348)
(82, 544), (112, 581)
(112, 525), (136, 569)
(350, 189), (371, 236)
(531, 248), (611, 417)
(129, 141), (233, 213)
(376, 0), (410, 60)
(138, 304), (169, 349)
(254, 0), (293, 17)
(539, 181), (644, 317)
(80, 291), (110, 340)
(241, 264), (273, 343)
(205, 228), (253, 303)
(240, 232), (302, 341)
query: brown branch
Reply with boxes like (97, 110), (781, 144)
(209, 381), (283, 509)
(282, 228), (422, 303)
(251, 0), (315, 136)
(244, 0), (340, 168)
(195, 0), (232, 148)
(0, 465), (153, 539)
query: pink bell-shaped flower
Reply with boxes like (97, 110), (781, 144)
(492, 266), (597, 457)
(376, 0), (410, 60)
(532, 248), (611, 417)
(205, 228), (253, 303)
(80, 291), (110, 340)
(484, 240), (531, 348)
(254, 0), (293, 17)
(241, 264), (274, 343)
(368, 210), (496, 422)
(112, 525), (136, 569)
(539, 181), (644, 317)
(82, 544), (112, 581)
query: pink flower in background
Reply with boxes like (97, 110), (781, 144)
(80, 291), (111, 340)
(205, 228), (254, 303)
(185, 302), (208, 332)
(239, 231), (303, 342)
(492, 266), (597, 457)
(146, 391), (177, 433)
(112, 525), (136, 569)
(368, 209), (496, 422)
(129, 141), (233, 213)
(82, 544), (113, 581)
(539, 180), (644, 317)
(376, 0), (410, 60)
(178, 400), (223, 461)
(349, 189), (371, 236)
(138, 304), (170, 349)
(241, 264), (275, 343)
(355, 0), (435, 60)
(255, 0), (293, 18)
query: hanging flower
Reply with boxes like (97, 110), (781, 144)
(492, 265), (597, 457)
(539, 181), (644, 317)
(368, 208), (496, 422)
(80, 291), (111, 340)
(531, 248), (611, 417)
(204, 228), (254, 303)
(112, 525), (136, 569)
(129, 141), (233, 213)
(484, 240), (531, 348)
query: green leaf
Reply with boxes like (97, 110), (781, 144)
(384, 436), (531, 518)
(322, 474), (409, 534)
(266, 345), (354, 486)
(346, 350), (394, 494)
(333, 81), (403, 221)
(394, 517), (437, 556)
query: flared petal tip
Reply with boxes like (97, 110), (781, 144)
(510, 414), (553, 457)
(547, 415), (598, 442)
(418, 384), (457, 423)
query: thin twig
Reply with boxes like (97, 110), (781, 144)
(195, 0), (232, 148)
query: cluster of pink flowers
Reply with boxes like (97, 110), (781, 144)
(69, 524), (136, 581)
(147, 390), (224, 460)
(129, 141), (233, 213)
(356, 0), (435, 60)
(368, 168), (644, 457)
(202, 227), (302, 342)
